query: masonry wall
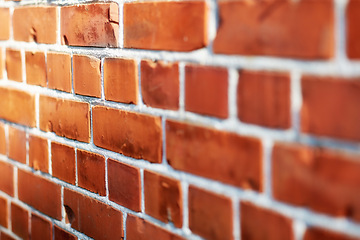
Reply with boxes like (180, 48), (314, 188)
(0, 0), (359, 239)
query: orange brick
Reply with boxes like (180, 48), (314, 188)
(124, 1), (207, 51)
(77, 149), (106, 196)
(273, 143), (360, 222)
(241, 202), (294, 240)
(29, 135), (49, 173)
(73, 54), (101, 97)
(166, 120), (262, 190)
(238, 70), (291, 129)
(144, 171), (182, 227)
(25, 51), (46, 87)
(108, 159), (141, 211)
(8, 127), (26, 164)
(0, 197), (8, 228)
(47, 52), (72, 92)
(54, 226), (76, 240)
(104, 58), (138, 104)
(93, 106), (162, 163)
(189, 186), (233, 240)
(304, 227), (360, 240)
(6, 49), (22, 82)
(347, 0), (360, 59)
(61, 3), (119, 47)
(51, 142), (75, 184)
(141, 60), (179, 110)
(39, 95), (90, 142)
(13, 6), (57, 44)
(185, 65), (228, 118)
(11, 203), (29, 240)
(213, 0), (334, 59)
(0, 123), (6, 155)
(0, 8), (10, 40)
(0, 48), (3, 79)
(0, 161), (13, 196)
(31, 213), (52, 240)
(1, 232), (16, 240)
(64, 188), (123, 240)
(18, 169), (61, 220)
(126, 215), (184, 240)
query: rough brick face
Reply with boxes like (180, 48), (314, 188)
(304, 227), (360, 240)
(8, 127), (26, 164)
(0, 197), (8, 228)
(141, 60), (179, 110)
(0, 161), (13, 196)
(61, 3), (119, 47)
(29, 135), (49, 173)
(213, 0), (334, 59)
(47, 52), (72, 92)
(273, 143), (360, 222)
(347, 0), (360, 59)
(0, 8), (10, 40)
(51, 142), (76, 184)
(31, 214), (52, 240)
(25, 51), (46, 86)
(11, 203), (29, 240)
(1, 232), (16, 240)
(6, 49), (22, 82)
(166, 120), (262, 190)
(124, 1), (207, 51)
(93, 106), (162, 163)
(54, 226), (76, 240)
(0, 123), (6, 155)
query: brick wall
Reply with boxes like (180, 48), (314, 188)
(0, 0), (359, 239)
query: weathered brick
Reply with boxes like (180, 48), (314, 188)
(0, 161), (13, 196)
(11, 203), (29, 240)
(0, 197), (8, 228)
(0, 123), (6, 155)
(347, 0), (360, 59)
(47, 52), (72, 92)
(51, 142), (75, 184)
(54, 226), (76, 240)
(25, 51), (46, 87)
(304, 227), (360, 240)
(8, 127), (26, 164)
(0, 8), (10, 40)
(29, 135), (49, 173)
(1, 232), (16, 240)
(6, 49), (22, 82)
(31, 213), (52, 240)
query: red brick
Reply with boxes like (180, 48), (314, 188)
(61, 3), (119, 47)
(54, 226), (76, 240)
(64, 188), (123, 240)
(144, 170), (182, 227)
(25, 51), (46, 87)
(189, 186), (233, 240)
(8, 127), (26, 164)
(347, 0), (360, 59)
(77, 149), (106, 196)
(213, 0), (334, 59)
(18, 169), (61, 220)
(1, 232), (16, 240)
(0, 197), (8, 228)
(166, 120), (262, 190)
(11, 203), (29, 240)
(103, 58), (138, 104)
(6, 49), (22, 82)
(301, 76), (360, 142)
(126, 215), (184, 240)
(272, 143), (360, 222)
(141, 60), (179, 110)
(13, 6), (57, 44)
(31, 213), (52, 240)
(108, 159), (141, 211)
(39, 96), (90, 142)
(241, 202), (293, 240)
(0, 161), (13, 196)
(29, 135), (49, 173)
(0, 123), (6, 155)
(238, 70), (291, 129)
(93, 106), (162, 163)
(47, 52), (72, 92)
(51, 142), (75, 184)
(124, 1), (207, 51)
(0, 48), (3, 79)
(0, 87), (35, 127)
(304, 227), (360, 240)
(0, 8), (10, 40)
(73, 54), (101, 97)
(185, 65), (228, 118)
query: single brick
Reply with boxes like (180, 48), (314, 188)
(0, 48), (3, 79)
(0, 197), (8, 228)
(301, 76), (360, 142)
(0, 123), (6, 155)
(25, 51), (46, 86)
(77, 149), (106, 196)
(47, 52), (72, 92)
(166, 120), (262, 190)
(18, 169), (61, 220)
(1, 232), (16, 240)
(127, 215), (185, 240)
(8, 126), (26, 164)
(347, 0), (360, 59)
(241, 202), (294, 240)
(6, 49), (22, 82)
(103, 58), (138, 104)
(64, 188), (123, 240)
(39, 95), (90, 142)
(237, 70), (291, 129)
(141, 60), (179, 110)
(13, 6), (57, 44)
(185, 65), (228, 118)
(213, 0), (334, 59)
(144, 170), (182, 227)
(0, 8), (10, 40)
(11, 203), (29, 240)
(0, 87), (35, 127)
(51, 142), (75, 184)
(93, 106), (162, 163)
(124, 1), (207, 51)
(61, 3), (119, 47)
(304, 227), (360, 240)
(31, 213), (52, 240)
(273, 143), (360, 222)
(73, 54), (101, 97)
(108, 159), (141, 211)
(189, 186), (233, 240)
(54, 226), (76, 240)
(0, 161), (13, 196)
(29, 135), (49, 173)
